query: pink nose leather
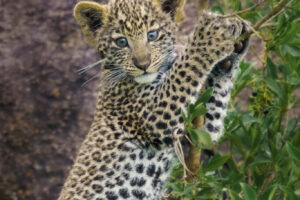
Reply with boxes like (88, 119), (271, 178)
(133, 57), (151, 70)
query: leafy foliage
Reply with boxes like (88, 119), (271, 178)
(167, 0), (300, 199)
(181, 87), (214, 149)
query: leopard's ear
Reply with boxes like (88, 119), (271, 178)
(153, 0), (186, 23)
(74, 1), (108, 47)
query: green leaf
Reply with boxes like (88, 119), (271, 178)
(187, 102), (195, 114)
(187, 127), (199, 148)
(181, 183), (196, 196)
(232, 61), (255, 99)
(181, 110), (187, 121)
(266, 58), (278, 79)
(196, 129), (212, 149)
(191, 104), (208, 119)
(186, 89), (211, 123)
(229, 190), (243, 200)
(264, 77), (283, 100)
(188, 128), (212, 149)
(210, 0), (224, 15)
(249, 154), (272, 167)
(230, 0), (242, 11)
(278, 64), (293, 79)
(241, 111), (257, 125)
(168, 183), (182, 193)
(286, 142), (300, 162)
(195, 87), (214, 105)
(287, 75), (300, 85)
(211, 5), (224, 14)
(286, 118), (298, 137)
(295, 189), (300, 197)
(240, 11), (259, 20)
(279, 185), (297, 200)
(281, 44), (300, 57)
(240, 183), (257, 200)
(260, 184), (277, 200)
(226, 157), (239, 173)
(196, 188), (217, 199)
(203, 154), (230, 172)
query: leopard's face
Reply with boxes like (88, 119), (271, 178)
(103, 3), (178, 83)
(74, 0), (185, 84)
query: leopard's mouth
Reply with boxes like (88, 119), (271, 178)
(132, 50), (178, 84)
(133, 59), (175, 84)
(134, 72), (159, 84)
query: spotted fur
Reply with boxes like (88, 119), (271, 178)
(58, 0), (249, 199)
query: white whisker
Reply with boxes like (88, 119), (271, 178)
(81, 73), (101, 87)
(102, 67), (127, 86)
(77, 59), (107, 75)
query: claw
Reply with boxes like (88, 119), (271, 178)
(221, 60), (232, 71)
(234, 42), (244, 53)
(241, 22), (248, 34)
(234, 21), (250, 53)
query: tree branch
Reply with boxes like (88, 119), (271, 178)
(236, 0), (289, 44)
(185, 115), (204, 182)
(198, 0), (209, 18)
(222, 0), (265, 18)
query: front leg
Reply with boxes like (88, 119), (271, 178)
(204, 32), (250, 142)
(140, 13), (247, 147)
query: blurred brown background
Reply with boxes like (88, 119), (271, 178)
(0, 0), (199, 199)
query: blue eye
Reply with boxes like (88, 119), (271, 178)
(115, 37), (128, 47)
(147, 30), (159, 42)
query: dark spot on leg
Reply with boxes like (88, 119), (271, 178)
(214, 113), (220, 119)
(147, 151), (155, 160)
(105, 191), (118, 200)
(132, 189), (146, 199)
(137, 177), (146, 187)
(205, 113), (214, 121)
(92, 184), (103, 194)
(215, 100), (223, 107)
(147, 164), (155, 177)
(163, 137), (173, 146)
(136, 164), (144, 173)
(156, 121), (168, 129)
(119, 188), (130, 198)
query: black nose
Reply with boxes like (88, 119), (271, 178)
(133, 57), (151, 71)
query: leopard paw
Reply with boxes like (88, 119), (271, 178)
(196, 13), (248, 63)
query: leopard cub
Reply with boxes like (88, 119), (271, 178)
(58, 0), (249, 199)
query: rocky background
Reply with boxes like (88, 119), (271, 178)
(0, 0), (200, 199)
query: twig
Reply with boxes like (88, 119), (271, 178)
(258, 173), (275, 196)
(250, 46), (264, 65)
(260, 23), (277, 29)
(235, 14), (262, 40)
(185, 92), (205, 183)
(236, 0), (290, 44)
(222, 0), (266, 18)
